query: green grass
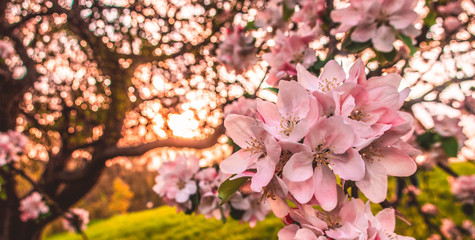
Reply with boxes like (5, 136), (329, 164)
(46, 162), (475, 240)
(45, 206), (284, 240)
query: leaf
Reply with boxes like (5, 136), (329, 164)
(374, 48), (397, 62)
(423, 11), (437, 27)
(441, 136), (458, 157)
(218, 175), (250, 206)
(244, 21), (257, 31)
(264, 87), (279, 94)
(416, 131), (436, 150)
(282, 2), (294, 21)
(342, 38), (371, 53)
(397, 33), (418, 56)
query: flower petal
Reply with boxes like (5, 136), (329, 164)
(283, 151), (314, 182)
(287, 177), (315, 204)
(224, 114), (257, 148)
(314, 166), (338, 211)
(351, 23), (377, 42)
(331, 148), (365, 181)
(356, 161), (388, 203)
(220, 149), (257, 174)
(379, 147), (417, 177)
(372, 26), (396, 53)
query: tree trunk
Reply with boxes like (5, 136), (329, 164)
(0, 203), (45, 240)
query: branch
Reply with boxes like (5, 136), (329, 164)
(56, 123), (225, 182)
(404, 76), (474, 110)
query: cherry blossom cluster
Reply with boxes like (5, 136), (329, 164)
(449, 175), (475, 205)
(331, 0), (420, 52)
(217, 26), (258, 74)
(62, 208), (90, 233)
(0, 130), (28, 166)
(219, 59), (418, 238)
(152, 154), (270, 227)
(19, 192), (49, 222)
(278, 190), (414, 240)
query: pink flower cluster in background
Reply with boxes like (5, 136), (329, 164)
(0, 130), (28, 166)
(153, 154), (270, 227)
(217, 26), (258, 74)
(449, 175), (475, 204)
(220, 59), (417, 239)
(331, 0), (420, 52)
(62, 208), (90, 233)
(19, 192), (49, 222)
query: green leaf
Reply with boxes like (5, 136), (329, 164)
(416, 131), (436, 150)
(218, 175), (250, 206)
(374, 48), (397, 62)
(397, 33), (418, 56)
(244, 21), (257, 31)
(423, 11), (437, 27)
(282, 2), (294, 21)
(441, 136), (459, 157)
(263, 87), (279, 94)
(0, 191), (6, 200)
(342, 38), (371, 53)
(307, 57), (329, 75)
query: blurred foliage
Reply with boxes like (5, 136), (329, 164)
(109, 177), (134, 214)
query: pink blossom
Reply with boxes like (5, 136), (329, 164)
(438, 1), (463, 16)
(421, 203), (439, 216)
(0, 40), (14, 59)
(224, 97), (258, 118)
(293, 0), (326, 27)
(356, 129), (417, 203)
(433, 116), (466, 149)
(365, 205), (415, 240)
(152, 155), (200, 209)
(331, 0), (420, 52)
(62, 208), (90, 233)
(19, 192), (49, 222)
(255, 0), (287, 32)
(462, 220), (475, 239)
(443, 16), (462, 33)
(220, 114), (281, 193)
(449, 175), (475, 204)
(257, 80), (319, 142)
(464, 95), (475, 114)
(0, 130), (28, 166)
(440, 218), (462, 240)
(238, 193), (271, 228)
(217, 26), (257, 74)
(283, 116), (364, 210)
(263, 29), (317, 86)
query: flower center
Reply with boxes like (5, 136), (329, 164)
(317, 211), (342, 229)
(313, 144), (334, 167)
(349, 107), (369, 121)
(279, 115), (300, 136)
(319, 77), (339, 93)
(360, 144), (384, 163)
(177, 179), (186, 190)
(244, 137), (264, 155)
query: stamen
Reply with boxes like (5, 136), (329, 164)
(360, 144), (384, 163)
(349, 107), (369, 121)
(279, 114), (301, 136)
(244, 137), (264, 155)
(313, 144), (334, 167)
(319, 77), (339, 93)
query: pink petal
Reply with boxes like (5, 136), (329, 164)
(314, 166), (337, 211)
(277, 81), (310, 118)
(278, 224), (299, 240)
(372, 26), (396, 53)
(356, 161), (388, 203)
(251, 157), (276, 192)
(268, 195), (290, 218)
(351, 23), (377, 42)
(331, 148), (365, 181)
(307, 116), (354, 154)
(224, 114), (258, 148)
(283, 151), (314, 182)
(220, 149), (257, 174)
(379, 147), (417, 177)
(389, 10), (418, 29)
(320, 60), (347, 89)
(297, 63), (320, 92)
(382, 0), (405, 14)
(257, 101), (281, 128)
(375, 208), (396, 232)
(331, 8), (362, 26)
(295, 228), (319, 240)
(287, 177), (315, 204)
(348, 59), (367, 85)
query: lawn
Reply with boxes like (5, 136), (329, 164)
(46, 162), (475, 240)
